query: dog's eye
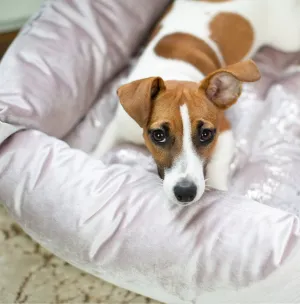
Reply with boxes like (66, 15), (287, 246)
(199, 128), (214, 143)
(151, 129), (167, 143)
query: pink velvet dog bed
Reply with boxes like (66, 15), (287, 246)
(1, 1), (300, 303)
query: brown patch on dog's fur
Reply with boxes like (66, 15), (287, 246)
(209, 12), (254, 65)
(144, 81), (220, 170)
(218, 112), (231, 132)
(154, 32), (221, 75)
(145, 82), (231, 170)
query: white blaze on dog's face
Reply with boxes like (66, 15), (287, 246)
(117, 60), (261, 205)
(162, 103), (208, 205)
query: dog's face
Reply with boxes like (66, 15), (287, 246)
(117, 60), (260, 205)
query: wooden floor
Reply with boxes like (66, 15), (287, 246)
(0, 30), (18, 59)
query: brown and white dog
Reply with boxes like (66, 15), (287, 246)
(92, 0), (300, 205)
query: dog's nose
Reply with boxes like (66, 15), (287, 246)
(174, 180), (197, 203)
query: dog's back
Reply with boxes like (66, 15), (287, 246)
(128, 0), (300, 83)
(93, 0), (300, 156)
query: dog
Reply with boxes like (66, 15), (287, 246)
(92, 0), (300, 205)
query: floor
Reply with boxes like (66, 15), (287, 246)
(0, 204), (161, 303)
(0, 30), (18, 58)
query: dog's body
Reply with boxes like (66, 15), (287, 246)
(92, 0), (300, 205)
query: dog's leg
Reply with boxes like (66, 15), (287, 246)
(91, 105), (145, 159)
(206, 130), (235, 191)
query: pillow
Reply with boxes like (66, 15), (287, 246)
(0, 0), (170, 138)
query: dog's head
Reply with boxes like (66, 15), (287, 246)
(117, 60), (260, 205)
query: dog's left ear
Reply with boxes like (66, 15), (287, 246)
(117, 77), (165, 128)
(200, 60), (261, 109)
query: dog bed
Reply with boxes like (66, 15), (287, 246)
(1, 1), (300, 303)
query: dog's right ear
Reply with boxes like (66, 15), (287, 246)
(117, 77), (165, 128)
(200, 60), (261, 110)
